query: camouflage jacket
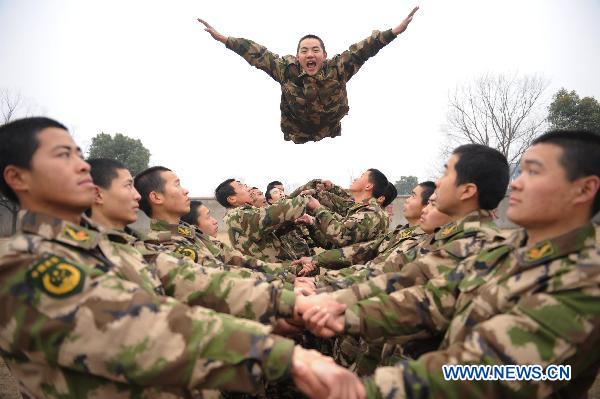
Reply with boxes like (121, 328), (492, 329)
(226, 30), (397, 143)
(355, 223), (600, 399)
(192, 223), (299, 276)
(312, 197), (390, 248)
(316, 225), (428, 289)
(290, 179), (354, 215)
(0, 211), (295, 398)
(96, 223), (297, 324)
(145, 219), (292, 279)
(315, 223), (424, 269)
(332, 210), (505, 306)
(223, 197), (309, 262)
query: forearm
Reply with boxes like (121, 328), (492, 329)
(344, 281), (455, 342)
(315, 238), (380, 269)
(225, 37), (283, 82)
(155, 253), (294, 322)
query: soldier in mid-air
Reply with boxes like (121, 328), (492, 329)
(197, 6), (418, 143)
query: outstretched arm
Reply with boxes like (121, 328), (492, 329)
(335, 6), (419, 81)
(197, 18), (285, 82)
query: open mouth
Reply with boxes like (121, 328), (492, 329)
(306, 60), (317, 70)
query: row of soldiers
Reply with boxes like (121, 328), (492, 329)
(0, 117), (599, 398)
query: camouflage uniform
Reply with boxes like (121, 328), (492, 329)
(314, 223), (425, 271)
(94, 223), (296, 325)
(145, 219), (295, 279)
(225, 30), (397, 143)
(331, 210), (505, 305)
(351, 224), (600, 398)
(329, 211), (504, 369)
(0, 211), (297, 398)
(310, 197), (389, 249)
(223, 197), (309, 262)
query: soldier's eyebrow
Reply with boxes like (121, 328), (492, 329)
(523, 159), (544, 168)
(52, 144), (78, 153)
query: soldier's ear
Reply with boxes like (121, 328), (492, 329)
(149, 190), (163, 205)
(226, 195), (236, 207)
(3, 165), (31, 197)
(93, 186), (103, 205)
(458, 183), (478, 202)
(572, 175), (600, 209)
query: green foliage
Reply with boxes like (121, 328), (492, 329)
(87, 133), (151, 176)
(548, 89), (600, 133)
(394, 176), (419, 195)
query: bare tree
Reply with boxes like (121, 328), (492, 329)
(1, 89), (27, 124)
(0, 88), (30, 235)
(444, 73), (549, 166)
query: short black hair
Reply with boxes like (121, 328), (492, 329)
(297, 34), (326, 54)
(181, 199), (204, 226)
(88, 158), (127, 189)
(381, 182), (397, 208)
(134, 166), (171, 217)
(266, 180), (283, 193)
(452, 144), (509, 210)
(418, 181), (436, 206)
(0, 117), (68, 203)
(532, 130), (600, 216)
(215, 178), (236, 208)
(367, 168), (389, 199)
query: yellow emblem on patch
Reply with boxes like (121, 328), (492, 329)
(524, 242), (555, 262)
(441, 225), (458, 237)
(28, 255), (86, 298)
(174, 245), (198, 262)
(177, 225), (193, 238)
(63, 225), (89, 242)
(399, 228), (415, 240)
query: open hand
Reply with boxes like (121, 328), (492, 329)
(392, 6), (419, 35)
(197, 18), (228, 43)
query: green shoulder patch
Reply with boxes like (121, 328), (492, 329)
(28, 255), (86, 298)
(174, 244), (199, 262)
(524, 241), (555, 263)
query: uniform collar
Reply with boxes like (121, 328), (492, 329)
(18, 210), (100, 249)
(516, 223), (596, 267)
(149, 219), (195, 239)
(434, 210), (496, 241)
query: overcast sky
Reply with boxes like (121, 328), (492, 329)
(1, 0), (599, 195)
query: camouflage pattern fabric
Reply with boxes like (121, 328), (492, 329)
(223, 197), (309, 262)
(226, 30), (397, 143)
(0, 211), (296, 398)
(356, 223), (600, 398)
(312, 197), (389, 249)
(331, 210), (505, 306)
(326, 211), (504, 370)
(144, 219), (294, 281)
